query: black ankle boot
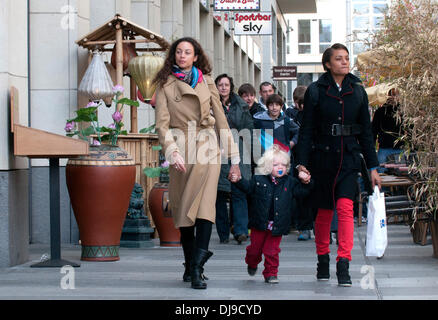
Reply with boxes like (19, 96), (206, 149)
(191, 248), (213, 289)
(317, 254), (330, 281)
(336, 258), (352, 287)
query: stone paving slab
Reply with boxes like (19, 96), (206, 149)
(0, 224), (437, 301)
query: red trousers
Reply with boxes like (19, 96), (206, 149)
(314, 198), (354, 261)
(245, 228), (282, 278)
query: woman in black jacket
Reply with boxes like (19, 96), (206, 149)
(295, 43), (381, 286)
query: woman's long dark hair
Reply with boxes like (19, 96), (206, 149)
(153, 37), (212, 87)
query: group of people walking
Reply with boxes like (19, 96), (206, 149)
(153, 37), (382, 290)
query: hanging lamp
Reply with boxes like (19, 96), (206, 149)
(78, 50), (114, 101)
(128, 54), (164, 103)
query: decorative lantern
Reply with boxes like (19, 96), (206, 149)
(111, 43), (138, 73)
(79, 51), (114, 101)
(128, 54), (164, 103)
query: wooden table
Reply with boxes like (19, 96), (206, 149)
(11, 86), (89, 267)
(379, 174), (415, 189)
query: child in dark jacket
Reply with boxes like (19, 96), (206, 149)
(230, 144), (313, 283)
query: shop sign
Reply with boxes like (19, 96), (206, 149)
(272, 66), (297, 80)
(234, 12), (272, 35)
(214, 0), (260, 11)
(213, 12), (231, 25)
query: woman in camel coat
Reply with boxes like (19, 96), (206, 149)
(154, 37), (241, 290)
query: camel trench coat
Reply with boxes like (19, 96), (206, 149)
(155, 74), (239, 228)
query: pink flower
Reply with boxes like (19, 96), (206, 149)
(112, 85), (124, 94)
(107, 123), (116, 130)
(64, 121), (75, 132)
(161, 160), (170, 168)
(92, 139), (101, 146)
(112, 111), (123, 123)
(86, 101), (98, 108)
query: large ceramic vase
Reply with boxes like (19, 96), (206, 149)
(66, 144), (136, 261)
(148, 182), (181, 247)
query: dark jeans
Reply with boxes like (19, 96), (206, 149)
(230, 183), (249, 237)
(215, 191), (231, 242)
(215, 186), (249, 241)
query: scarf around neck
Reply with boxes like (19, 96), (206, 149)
(172, 65), (203, 88)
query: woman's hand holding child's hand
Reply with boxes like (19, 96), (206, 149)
(298, 170), (311, 184)
(229, 173), (241, 183)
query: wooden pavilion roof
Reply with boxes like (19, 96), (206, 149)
(76, 14), (169, 51)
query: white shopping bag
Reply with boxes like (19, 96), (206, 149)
(366, 186), (387, 258)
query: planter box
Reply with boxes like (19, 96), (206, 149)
(411, 220), (429, 246)
(430, 220), (438, 258)
(118, 133), (160, 228)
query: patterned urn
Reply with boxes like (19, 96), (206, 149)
(66, 144), (136, 261)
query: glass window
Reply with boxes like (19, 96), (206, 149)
(319, 44), (331, 54)
(319, 20), (332, 43)
(298, 20), (311, 55)
(319, 19), (332, 54)
(297, 73), (313, 86)
(373, 3), (388, 14)
(298, 45), (311, 54)
(373, 15), (384, 28)
(298, 20), (311, 43)
(353, 3), (369, 15)
(353, 42), (367, 54)
(354, 16), (369, 29)
(353, 31), (369, 41)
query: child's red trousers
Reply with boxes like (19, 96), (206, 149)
(245, 228), (282, 278)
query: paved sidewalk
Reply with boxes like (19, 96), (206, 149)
(0, 223), (437, 300)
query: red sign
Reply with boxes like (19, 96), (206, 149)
(214, 0), (260, 11)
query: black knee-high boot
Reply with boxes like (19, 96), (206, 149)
(182, 240), (194, 282)
(191, 247), (213, 289)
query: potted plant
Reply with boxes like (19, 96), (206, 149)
(64, 85), (140, 261)
(144, 148), (181, 247)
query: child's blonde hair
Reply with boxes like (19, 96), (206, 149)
(256, 144), (290, 175)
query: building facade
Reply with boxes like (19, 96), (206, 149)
(0, 0), (317, 267)
(285, 0), (390, 106)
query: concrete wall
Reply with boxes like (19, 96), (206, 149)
(0, 171), (29, 267)
(0, 0), (29, 267)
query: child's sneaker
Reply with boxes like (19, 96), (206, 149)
(264, 276), (279, 284)
(247, 266), (257, 276)
(298, 230), (311, 241)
